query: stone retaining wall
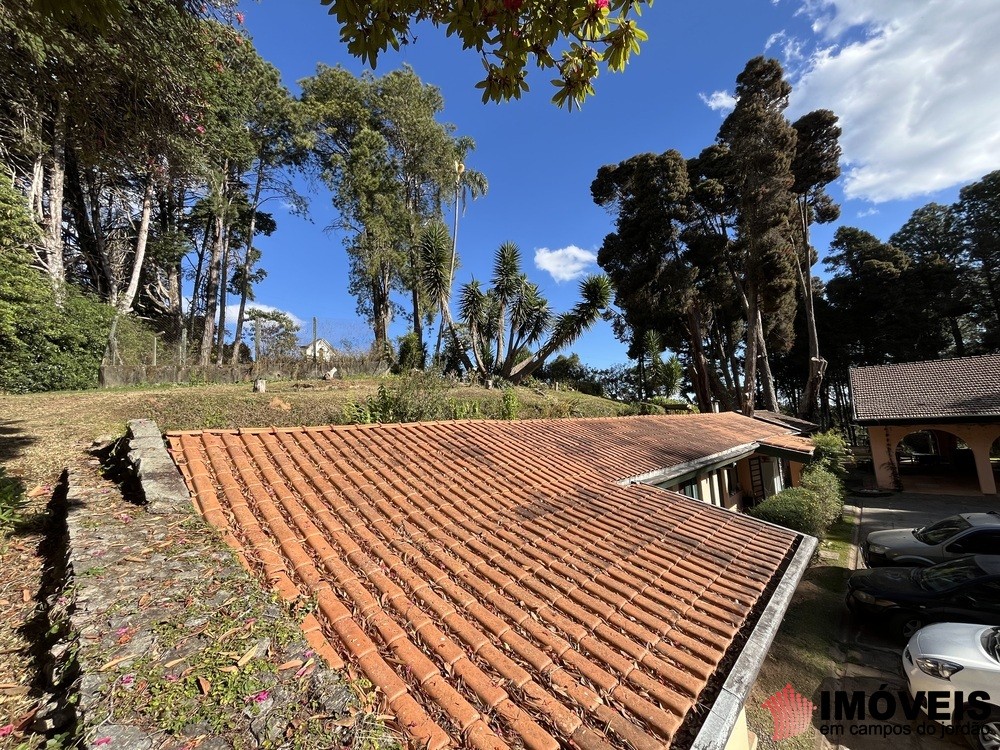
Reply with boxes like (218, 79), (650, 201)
(48, 421), (375, 749)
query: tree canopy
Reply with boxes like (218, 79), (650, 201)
(320, 0), (652, 109)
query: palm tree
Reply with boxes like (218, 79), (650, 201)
(456, 242), (612, 384)
(419, 222), (473, 372)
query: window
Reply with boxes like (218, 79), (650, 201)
(947, 530), (1000, 555)
(676, 478), (701, 501)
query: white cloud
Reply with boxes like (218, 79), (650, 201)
(534, 246), (598, 283)
(788, 0), (1000, 202)
(222, 303), (305, 330)
(698, 90), (737, 113)
(856, 206), (879, 218)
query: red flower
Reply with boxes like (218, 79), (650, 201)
(235, 11), (245, 24)
(594, 0), (609, 8)
(503, 0), (523, 11)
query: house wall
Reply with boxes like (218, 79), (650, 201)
(661, 454), (810, 511)
(868, 423), (999, 495)
(723, 708), (756, 750)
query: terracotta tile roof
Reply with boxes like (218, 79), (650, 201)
(756, 434), (816, 456)
(166, 414), (801, 750)
(752, 410), (819, 434)
(850, 354), (1000, 423)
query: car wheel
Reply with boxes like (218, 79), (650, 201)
(889, 612), (925, 639)
(965, 712), (1000, 750)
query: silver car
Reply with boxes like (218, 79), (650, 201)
(863, 511), (1000, 567)
(904, 623), (1000, 750)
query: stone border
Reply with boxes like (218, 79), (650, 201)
(126, 418), (192, 515)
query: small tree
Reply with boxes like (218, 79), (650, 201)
(457, 243), (611, 383)
(245, 309), (300, 363)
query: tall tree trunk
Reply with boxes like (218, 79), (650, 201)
(686, 306), (714, 412)
(43, 99), (67, 296)
(117, 173), (155, 314)
(215, 229), (231, 365)
(948, 317), (965, 356)
(84, 168), (113, 298)
(169, 261), (183, 339)
(742, 289), (760, 416)
(755, 309), (780, 412)
(199, 212), (226, 366)
(64, 156), (103, 294)
(231, 159), (265, 365)
(795, 199), (827, 421)
(186, 217), (212, 339)
(29, 153), (44, 221)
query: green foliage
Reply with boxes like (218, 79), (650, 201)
(0, 179), (116, 391)
(799, 465), (845, 529)
(318, 0), (651, 109)
(0, 467), (27, 533)
(748, 464), (844, 539)
(244, 309), (300, 361)
(458, 242), (610, 383)
(747, 487), (826, 539)
(351, 372), (452, 424)
(394, 331), (426, 373)
(299, 65), (475, 352)
(810, 430), (849, 478)
(498, 387), (520, 420)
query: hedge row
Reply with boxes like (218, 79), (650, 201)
(747, 464), (846, 538)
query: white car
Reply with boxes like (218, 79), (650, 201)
(903, 622), (1000, 749)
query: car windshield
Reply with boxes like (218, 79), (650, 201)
(917, 557), (985, 592)
(913, 515), (972, 544)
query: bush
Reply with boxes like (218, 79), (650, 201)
(0, 468), (27, 533)
(394, 332), (426, 372)
(497, 387), (520, 420)
(747, 487), (827, 538)
(799, 465), (845, 527)
(811, 430), (849, 478)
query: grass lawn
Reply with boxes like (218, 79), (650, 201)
(747, 513), (857, 750)
(0, 377), (630, 489)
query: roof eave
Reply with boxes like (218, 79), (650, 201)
(855, 415), (1000, 426)
(617, 443), (760, 487)
(690, 532), (818, 750)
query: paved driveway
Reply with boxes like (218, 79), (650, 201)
(858, 492), (997, 537)
(828, 492), (998, 750)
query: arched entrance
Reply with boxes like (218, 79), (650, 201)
(893, 429), (981, 494)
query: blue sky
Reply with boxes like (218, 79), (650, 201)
(233, 0), (1000, 368)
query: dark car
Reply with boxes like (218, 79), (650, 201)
(846, 555), (1000, 639)
(862, 511), (1000, 567)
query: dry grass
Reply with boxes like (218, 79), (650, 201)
(0, 377), (628, 746)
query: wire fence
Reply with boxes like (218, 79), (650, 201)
(100, 315), (387, 387)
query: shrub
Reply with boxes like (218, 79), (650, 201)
(799, 465), (845, 527)
(811, 430), (849, 478)
(747, 487), (826, 538)
(0, 468), (27, 533)
(622, 401), (666, 416)
(394, 332), (426, 372)
(497, 387), (520, 420)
